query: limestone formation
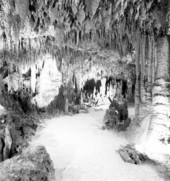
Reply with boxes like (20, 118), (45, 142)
(118, 145), (153, 165)
(0, 112), (37, 162)
(0, 146), (55, 181)
(0, 0), (169, 170)
(103, 98), (131, 131)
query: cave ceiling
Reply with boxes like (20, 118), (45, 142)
(0, 0), (169, 65)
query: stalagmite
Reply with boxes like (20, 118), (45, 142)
(3, 125), (12, 160)
(31, 64), (36, 94)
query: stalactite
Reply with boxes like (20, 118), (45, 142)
(154, 37), (157, 82)
(150, 35), (154, 97)
(143, 34), (146, 96)
(144, 34), (148, 90)
(167, 0), (170, 35)
(152, 35), (156, 84)
(140, 33), (145, 103)
(0, 72), (3, 95)
(135, 30), (140, 122)
(147, 34), (152, 101)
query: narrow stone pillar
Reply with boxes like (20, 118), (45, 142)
(135, 33), (140, 123)
(0, 74), (3, 95)
(140, 34), (146, 103)
(63, 85), (69, 114)
(146, 35), (170, 152)
(31, 65), (36, 94)
(65, 98), (69, 114)
(167, 2), (170, 35)
(146, 35), (153, 102)
(3, 125), (12, 160)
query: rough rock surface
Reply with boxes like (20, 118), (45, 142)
(0, 145), (55, 181)
(118, 144), (153, 165)
(103, 108), (119, 129)
(31, 56), (62, 108)
(0, 111), (38, 162)
(118, 144), (170, 181)
(103, 99), (131, 131)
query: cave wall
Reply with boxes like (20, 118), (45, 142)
(132, 0), (170, 152)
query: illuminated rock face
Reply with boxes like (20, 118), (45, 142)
(32, 55), (62, 108)
(133, 36), (170, 162)
(145, 36), (170, 157)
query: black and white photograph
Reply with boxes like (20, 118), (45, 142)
(0, 0), (169, 180)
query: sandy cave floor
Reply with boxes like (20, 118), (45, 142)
(30, 104), (167, 181)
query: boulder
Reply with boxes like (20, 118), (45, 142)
(118, 145), (153, 165)
(0, 146), (55, 181)
(0, 112), (38, 161)
(103, 98), (131, 131)
(103, 108), (119, 129)
(117, 118), (131, 131)
(69, 104), (88, 114)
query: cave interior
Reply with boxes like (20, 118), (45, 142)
(0, 0), (170, 180)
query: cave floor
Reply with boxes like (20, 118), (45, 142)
(30, 105), (164, 181)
